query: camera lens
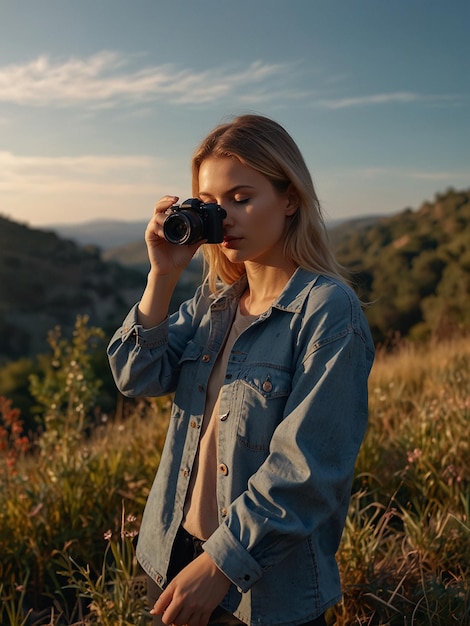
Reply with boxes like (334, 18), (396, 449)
(163, 211), (204, 245)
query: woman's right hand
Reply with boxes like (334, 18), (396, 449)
(136, 196), (204, 328)
(145, 195), (202, 278)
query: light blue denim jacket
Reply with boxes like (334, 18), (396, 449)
(108, 268), (374, 626)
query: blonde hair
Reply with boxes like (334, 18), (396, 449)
(191, 114), (345, 293)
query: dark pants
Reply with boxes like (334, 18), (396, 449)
(147, 526), (327, 626)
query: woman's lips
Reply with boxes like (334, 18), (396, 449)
(222, 235), (242, 248)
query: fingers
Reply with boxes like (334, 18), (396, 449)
(149, 576), (211, 626)
(160, 603), (208, 626)
(146, 195), (179, 242)
(150, 554), (231, 626)
(154, 195), (179, 216)
(150, 582), (172, 616)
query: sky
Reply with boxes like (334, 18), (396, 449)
(0, 0), (469, 227)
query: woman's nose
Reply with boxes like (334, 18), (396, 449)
(221, 205), (235, 227)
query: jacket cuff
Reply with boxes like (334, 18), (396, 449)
(118, 304), (169, 348)
(202, 523), (263, 593)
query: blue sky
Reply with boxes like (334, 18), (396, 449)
(0, 0), (468, 226)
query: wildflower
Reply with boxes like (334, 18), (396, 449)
(104, 529), (112, 540)
(407, 448), (422, 464)
(28, 503), (44, 517)
(0, 396), (30, 471)
(443, 464), (462, 484)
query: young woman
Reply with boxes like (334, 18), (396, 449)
(108, 114), (375, 626)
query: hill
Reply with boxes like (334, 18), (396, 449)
(102, 239), (204, 309)
(0, 215), (146, 362)
(331, 187), (470, 342)
(47, 218), (148, 250)
(1, 187), (469, 363)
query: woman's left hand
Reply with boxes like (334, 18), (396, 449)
(151, 551), (231, 626)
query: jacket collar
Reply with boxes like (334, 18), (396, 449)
(210, 267), (321, 314)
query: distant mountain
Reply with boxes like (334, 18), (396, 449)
(47, 216), (376, 253)
(47, 219), (148, 250)
(102, 240), (150, 272)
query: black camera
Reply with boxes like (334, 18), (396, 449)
(163, 198), (227, 245)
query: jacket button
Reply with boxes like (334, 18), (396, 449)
(262, 380), (273, 392)
(218, 463), (229, 476)
(156, 575), (163, 584)
(182, 468), (190, 477)
(190, 420), (198, 429)
(202, 354), (211, 362)
(219, 411), (229, 421)
(221, 507), (227, 517)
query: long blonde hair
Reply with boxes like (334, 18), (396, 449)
(191, 114), (345, 293)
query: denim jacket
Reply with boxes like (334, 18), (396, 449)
(108, 268), (375, 626)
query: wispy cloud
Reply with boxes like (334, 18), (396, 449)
(317, 91), (457, 109)
(407, 170), (470, 182)
(0, 52), (298, 108)
(1, 53), (459, 114)
(0, 151), (162, 194)
(0, 150), (178, 224)
(356, 166), (470, 182)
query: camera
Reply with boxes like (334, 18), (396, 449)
(163, 198), (227, 245)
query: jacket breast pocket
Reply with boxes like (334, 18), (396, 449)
(172, 341), (202, 411)
(236, 365), (291, 451)
(178, 340), (202, 365)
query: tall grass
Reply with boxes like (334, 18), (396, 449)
(0, 318), (170, 625)
(1, 322), (469, 625)
(334, 337), (470, 625)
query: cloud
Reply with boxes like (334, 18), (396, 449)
(0, 151), (163, 194)
(0, 150), (183, 224)
(317, 91), (457, 109)
(0, 52), (298, 108)
(1, 52), (458, 114)
(361, 166), (467, 179)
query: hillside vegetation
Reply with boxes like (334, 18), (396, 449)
(331, 187), (470, 342)
(0, 215), (146, 363)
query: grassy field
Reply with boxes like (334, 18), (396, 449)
(1, 325), (469, 625)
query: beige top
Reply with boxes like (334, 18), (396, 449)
(182, 305), (257, 540)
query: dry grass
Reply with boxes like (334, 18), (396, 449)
(332, 335), (470, 625)
(1, 331), (469, 625)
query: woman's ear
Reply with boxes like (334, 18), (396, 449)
(285, 185), (300, 216)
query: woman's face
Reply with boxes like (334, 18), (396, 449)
(198, 157), (298, 267)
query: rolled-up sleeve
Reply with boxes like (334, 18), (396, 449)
(107, 286), (207, 397)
